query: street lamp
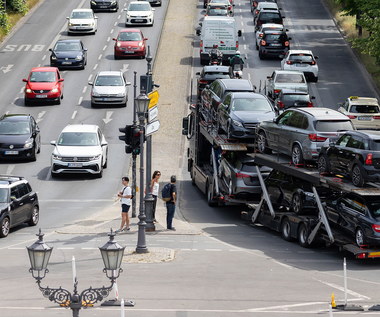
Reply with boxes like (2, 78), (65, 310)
(27, 229), (125, 317)
(135, 93), (150, 254)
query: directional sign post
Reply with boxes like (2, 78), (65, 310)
(145, 120), (160, 137)
(148, 90), (159, 109)
(148, 106), (158, 123)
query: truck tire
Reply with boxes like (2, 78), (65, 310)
(207, 180), (217, 207)
(280, 218), (293, 241)
(298, 223), (310, 248)
(318, 154), (330, 174)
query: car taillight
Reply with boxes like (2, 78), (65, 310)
(200, 40), (203, 48)
(311, 61), (316, 65)
(261, 40), (266, 46)
(284, 41), (290, 47)
(277, 101), (284, 109)
(286, 60), (293, 65)
(228, 5), (232, 10)
(274, 89), (281, 95)
(236, 41), (238, 48)
(372, 224), (380, 233)
(365, 153), (373, 165)
(255, 10), (259, 15)
(373, 116), (380, 119)
(307, 102), (313, 107)
(308, 134), (327, 142)
(236, 173), (250, 178)
(199, 80), (208, 84)
(347, 115), (357, 119)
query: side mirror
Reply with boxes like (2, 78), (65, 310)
(58, 78), (64, 82)
(285, 28), (289, 31)
(88, 82), (93, 86)
(66, 17), (69, 20)
(84, 48), (88, 51)
(288, 37), (292, 40)
(50, 141), (56, 146)
(95, 16), (99, 19)
(152, 8), (155, 11)
(125, 82), (131, 86)
(311, 96), (316, 100)
(238, 30), (242, 37)
(49, 48), (52, 52)
(273, 118), (277, 123)
(196, 29), (201, 36)
(196, 72), (201, 76)
(112, 38), (117, 41)
(279, 54), (284, 59)
(123, 8), (128, 11)
(182, 117), (189, 136)
(101, 142), (108, 147)
(144, 38), (148, 40)
(267, 76), (271, 79)
(314, 56), (319, 59)
(282, 16), (285, 19)
(10, 196), (16, 201)
(22, 79), (27, 82)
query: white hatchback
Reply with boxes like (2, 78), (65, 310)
(124, 1), (155, 26)
(67, 9), (98, 35)
(281, 50), (319, 82)
(50, 125), (108, 178)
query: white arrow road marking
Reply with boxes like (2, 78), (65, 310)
(1, 64), (13, 73)
(6, 165), (15, 175)
(102, 111), (113, 124)
(36, 111), (46, 123)
(120, 64), (129, 73)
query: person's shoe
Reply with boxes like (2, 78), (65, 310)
(115, 228), (123, 233)
(126, 227), (130, 231)
(167, 227), (176, 231)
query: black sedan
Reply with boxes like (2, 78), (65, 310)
(196, 66), (233, 101)
(50, 39), (87, 70)
(258, 30), (291, 60)
(325, 191), (380, 247)
(274, 89), (315, 111)
(0, 114), (41, 161)
(90, 0), (119, 12)
(318, 130), (380, 187)
(217, 92), (276, 139)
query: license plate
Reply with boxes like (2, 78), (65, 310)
(124, 51), (134, 54)
(358, 116), (371, 121)
(35, 94), (47, 98)
(270, 44), (281, 46)
(100, 5), (107, 8)
(68, 163), (83, 167)
(134, 19), (143, 22)
(62, 61), (72, 65)
(296, 63), (307, 67)
(4, 151), (18, 155)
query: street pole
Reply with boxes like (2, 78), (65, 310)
(131, 72), (137, 218)
(136, 112), (148, 254)
(143, 46), (155, 231)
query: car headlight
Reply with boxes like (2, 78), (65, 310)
(111, 0), (117, 4)
(91, 0), (96, 4)
(92, 91), (100, 97)
(117, 92), (126, 97)
(69, 22), (73, 27)
(25, 88), (32, 93)
(75, 55), (83, 61)
(232, 119), (243, 127)
(52, 154), (62, 160)
(90, 154), (101, 160)
(51, 55), (57, 60)
(90, 22), (95, 26)
(116, 42), (121, 47)
(51, 88), (59, 93)
(138, 42), (143, 47)
(24, 140), (33, 149)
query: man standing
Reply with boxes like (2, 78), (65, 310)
(166, 175), (177, 231)
(116, 177), (132, 233)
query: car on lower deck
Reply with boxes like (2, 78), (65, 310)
(273, 89), (315, 111)
(266, 70), (308, 99)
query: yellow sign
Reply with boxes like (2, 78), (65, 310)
(148, 90), (159, 109)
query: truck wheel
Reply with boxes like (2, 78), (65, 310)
(207, 180), (217, 207)
(318, 154), (330, 174)
(292, 144), (304, 165)
(298, 223), (310, 248)
(280, 218), (293, 241)
(351, 165), (365, 187)
(355, 228), (365, 247)
(257, 131), (271, 154)
(291, 193), (303, 214)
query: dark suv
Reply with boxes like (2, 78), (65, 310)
(90, 0), (119, 12)
(259, 30), (291, 59)
(196, 66), (233, 101)
(318, 130), (380, 187)
(0, 176), (39, 238)
(274, 89), (315, 111)
(255, 9), (284, 31)
(201, 79), (255, 113)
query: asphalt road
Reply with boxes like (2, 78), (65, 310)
(1, 0), (380, 316)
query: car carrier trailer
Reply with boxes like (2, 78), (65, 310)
(246, 153), (380, 259)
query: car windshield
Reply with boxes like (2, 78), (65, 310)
(232, 98), (272, 112)
(29, 71), (56, 82)
(314, 120), (353, 132)
(58, 132), (99, 146)
(282, 94), (310, 106)
(118, 32), (142, 41)
(259, 12), (281, 21)
(289, 54), (313, 62)
(54, 42), (82, 51)
(241, 162), (256, 172)
(0, 188), (8, 203)
(370, 140), (380, 151)
(71, 11), (93, 19)
(95, 75), (123, 86)
(208, 8), (228, 15)
(129, 3), (150, 11)
(262, 27), (282, 33)
(210, 0), (229, 4)
(349, 105), (380, 113)
(204, 72), (230, 80)
(0, 121), (30, 135)
(276, 73), (305, 83)
(363, 197), (380, 218)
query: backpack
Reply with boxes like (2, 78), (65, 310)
(161, 183), (172, 202)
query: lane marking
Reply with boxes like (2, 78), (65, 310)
(57, 247), (74, 250)
(114, 21), (117, 26)
(19, 87), (24, 94)
(71, 111), (77, 119)
(107, 36), (111, 42)
(6, 165), (15, 175)
(103, 45), (107, 51)
(93, 63), (98, 70)
(36, 111), (46, 123)
(110, 28), (114, 34)
(82, 86), (87, 94)
(88, 74), (93, 81)
(98, 54), (102, 60)
(78, 96), (83, 105)
(117, 15), (121, 19)
(102, 111), (113, 124)
(81, 247), (98, 250)
(42, 54), (46, 61)
(39, 199), (113, 202)
(314, 278), (370, 300)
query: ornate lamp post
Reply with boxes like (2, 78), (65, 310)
(135, 93), (150, 253)
(27, 229), (125, 317)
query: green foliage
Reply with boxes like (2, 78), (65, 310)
(0, 3), (10, 33)
(6, 0), (28, 14)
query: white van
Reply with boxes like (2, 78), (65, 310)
(196, 16), (242, 65)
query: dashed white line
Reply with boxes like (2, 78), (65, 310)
(110, 28), (114, 34)
(78, 96), (83, 105)
(114, 21), (117, 26)
(243, 44), (247, 50)
(57, 247), (74, 250)
(6, 165), (15, 175)
(107, 36), (111, 42)
(42, 55), (46, 61)
(19, 87), (24, 94)
(88, 74), (93, 81)
(248, 73), (251, 81)
(7, 247), (24, 250)
(102, 45), (107, 51)
(205, 249), (222, 252)
(93, 63), (98, 70)
(98, 54), (102, 60)
(82, 86), (87, 94)
(71, 111), (77, 119)
(81, 247), (98, 250)
(117, 14), (121, 19)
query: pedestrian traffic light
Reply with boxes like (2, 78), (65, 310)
(119, 125), (133, 154)
(131, 126), (142, 155)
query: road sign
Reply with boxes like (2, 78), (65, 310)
(148, 90), (159, 109)
(148, 105), (158, 123)
(146, 120), (160, 137)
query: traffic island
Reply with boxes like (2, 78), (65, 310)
(122, 247), (175, 264)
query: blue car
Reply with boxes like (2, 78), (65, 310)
(50, 39), (87, 70)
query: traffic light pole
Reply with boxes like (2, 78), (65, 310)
(131, 72), (137, 218)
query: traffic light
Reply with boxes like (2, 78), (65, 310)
(119, 125), (133, 154)
(131, 126), (142, 155)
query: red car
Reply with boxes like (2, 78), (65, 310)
(23, 67), (64, 106)
(113, 29), (147, 59)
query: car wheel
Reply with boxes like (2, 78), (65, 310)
(28, 206), (39, 226)
(292, 144), (304, 165)
(298, 223), (310, 248)
(0, 217), (10, 238)
(355, 228), (365, 247)
(114, 55), (119, 60)
(96, 167), (103, 179)
(352, 164), (365, 187)
(30, 145), (37, 162)
(317, 154), (330, 174)
(227, 122), (233, 139)
(291, 193), (303, 214)
(257, 131), (271, 154)
(56, 97), (61, 105)
(207, 179), (217, 207)
(24, 98), (30, 106)
(280, 217), (293, 241)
